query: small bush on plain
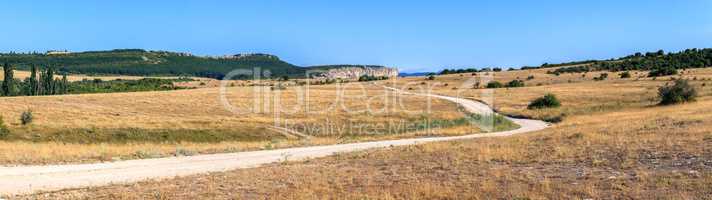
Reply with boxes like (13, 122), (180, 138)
(658, 79), (697, 105)
(506, 80), (525, 87)
(21, 110), (33, 125)
(620, 71), (631, 78)
(486, 81), (504, 88)
(528, 93), (561, 109)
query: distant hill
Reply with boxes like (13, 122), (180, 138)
(434, 48), (712, 75)
(306, 64), (389, 70)
(0, 49), (307, 79)
(305, 65), (399, 79)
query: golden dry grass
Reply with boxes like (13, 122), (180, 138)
(387, 67), (712, 119)
(28, 99), (712, 199)
(0, 85), (463, 131)
(0, 83), (470, 164)
(23, 68), (712, 199)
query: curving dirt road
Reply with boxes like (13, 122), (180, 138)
(0, 88), (549, 196)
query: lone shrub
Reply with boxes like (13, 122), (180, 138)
(426, 75), (435, 81)
(620, 71), (631, 78)
(486, 81), (504, 88)
(21, 110), (33, 125)
(528, 93), (561, 109)
(658, 79), (697, 105)
(0, 117), (8, 138)
(506, 80), (525, 87)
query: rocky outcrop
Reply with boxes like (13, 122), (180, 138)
(316, 66), (399, 80)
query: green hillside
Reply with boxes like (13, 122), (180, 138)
(542, 48), (712, 75)
(437, 48), (712, 76)
(0, 49), (306, 79)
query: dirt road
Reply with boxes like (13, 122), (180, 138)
(0, 88), (548, 196)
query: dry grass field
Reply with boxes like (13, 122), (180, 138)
(0, 83), (472, 165)
(388, 67), (712, 120)
(25, 68), (712, 199)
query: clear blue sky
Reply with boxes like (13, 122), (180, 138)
(1, 0), (711, 72)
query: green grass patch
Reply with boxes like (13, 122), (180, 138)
(3, 127), (284, 144)
(467, 113), (520, 132)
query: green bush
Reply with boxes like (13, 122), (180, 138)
(506, 80), (525, 87)
(528, 93), (561, 109)
(620, 71), (631, 78)
(658, 79), (697, 105)
(21, 110), (33, 125)
(486, 81), (504, 88)
(0, 117), (9, 138)
(359, 75), (388, 82)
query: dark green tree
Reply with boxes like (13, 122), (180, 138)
(29, 65), (39, 95)
(41, 66), (56, 95)
(60, 74), (69, 94)
(2, 62), (16, 96)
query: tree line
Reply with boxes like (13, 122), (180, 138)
(594, 48), (712, 72)
(2, 63), (68, 96)
(358, 75), (389, 82)
(1, 62), (189, 97)
(67, 78), (187, 94)
(439, 67), (505, 75)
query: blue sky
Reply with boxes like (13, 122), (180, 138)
(1, 0), (711, 72)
